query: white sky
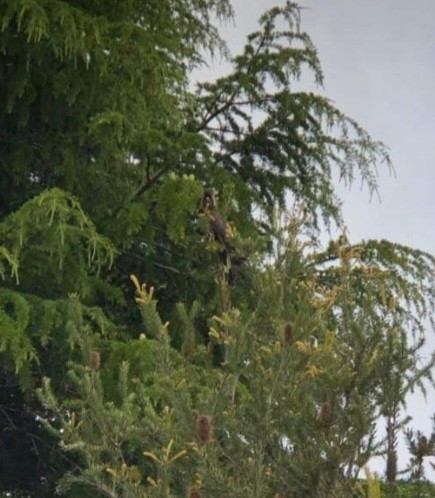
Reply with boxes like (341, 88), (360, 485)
(196, 0), (435, 481)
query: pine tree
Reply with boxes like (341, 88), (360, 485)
(1, 1), (435, 497)
(38, 220), (435, 496)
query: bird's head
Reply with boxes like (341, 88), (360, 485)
(197, 188), (216, 216)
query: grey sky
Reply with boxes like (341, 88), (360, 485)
(197, 0), (435, 480)
(300, 0), (435, 253)
(293, 4), (435, 478)
(299, 0), (435, 480)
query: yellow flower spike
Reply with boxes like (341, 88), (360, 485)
(259, 346), (272, 355)
(106, 467), (118, 478)
(147, 477), (158, 487)
(143, 451), (160, 463)
(130, 274), (141, 293)
(295, 340), (312, 354)
(368, 348), (380, 365)
(163, 405), (173, 417)
(164, 439), (174, 461)
(187, 442), (200, 453)
(168, 450), (187, 464)
(305, 364), (323, 378)
(208, 328), (221, 341)
(211, 315), (226, 325)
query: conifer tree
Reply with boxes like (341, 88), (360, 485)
(1, 1), (435, 497)
(401, 419), (435, 498)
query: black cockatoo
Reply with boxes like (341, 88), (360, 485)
(197, 188), (245, 273)
(198, 189), (233, 249)
(199, 189), (232, 249)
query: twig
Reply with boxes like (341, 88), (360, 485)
(129, 165), (172, 201)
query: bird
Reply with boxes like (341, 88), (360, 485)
(197, 189), (246, 281)
(198, 188), (233, 253)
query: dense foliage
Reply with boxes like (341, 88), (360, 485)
(1, 1), (435, 496)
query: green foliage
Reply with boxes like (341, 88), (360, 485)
(0, 288), (36, 375)
(1, 188), (115, 279)
(1, 1), (435, 497)
(155, 174), (203, 243)
(36, 222), (435, 496)
(0, 244), (18, 280)
(403, 418), (435, 497)
(0, 187), (116, 397)
(394, 481), (435, 498)
(0, 0), (231, 246)
(176, 300), (201, 357)
(37, 279), (222, 497)
(356, 469), (382, 498)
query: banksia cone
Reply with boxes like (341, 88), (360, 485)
(319, 401), (332, 427)
(187, 486), (202, 498)
(89, 350), (101, 370)
(417, 435), (428, 458)
(197, 414), (213, 444)
(283, 323), (293, 344)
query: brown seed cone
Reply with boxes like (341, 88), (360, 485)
(187, 486), (202, 498)
(283, 323), (293, 344)
(417, 435), (428, 458)
(89, 350), (101, 370)
(197, 414), (213, 444)
(319, 401), (332, 426)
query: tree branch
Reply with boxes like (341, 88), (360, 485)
(129, 165), (172, 202)
(196, 33), (267, 131)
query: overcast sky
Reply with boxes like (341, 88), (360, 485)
(197, 0), (435, 480)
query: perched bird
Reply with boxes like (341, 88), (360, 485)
(200, 189), (234, 249)
(197, 188), (246, 279)
(198, 189), (232, 250)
